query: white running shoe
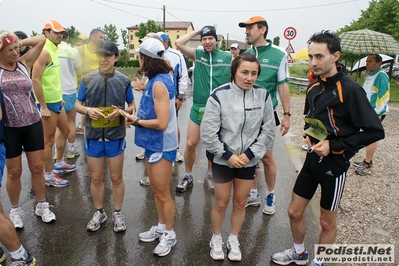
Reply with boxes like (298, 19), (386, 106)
(139, 176), (150, 186)
(87, 210), (107, 232)
(136, 149), (145, 160)
(10, 207), (24, 229)
(226, 235), (242, 261)
(154, 233), (177, 256)
(175, 149), (184, 162)
(112, 211), (126, 232)
(209, 234), (224, 260)
(138, 225), (163, 242)
(35, 202), (56, 223)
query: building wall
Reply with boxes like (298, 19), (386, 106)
(127, 22), (194, 60)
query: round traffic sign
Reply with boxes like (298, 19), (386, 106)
(284, 27), (297, 41)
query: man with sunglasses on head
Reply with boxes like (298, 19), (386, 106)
(32, 20), (75, 189)
(271, 30), (384, 266)
(239, 16), (290, 215)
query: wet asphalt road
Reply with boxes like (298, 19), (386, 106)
(0, 83), (319, 266)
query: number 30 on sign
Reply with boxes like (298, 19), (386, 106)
(284, 27), (297, 41)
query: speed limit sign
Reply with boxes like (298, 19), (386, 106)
(284, 27), (297, 41)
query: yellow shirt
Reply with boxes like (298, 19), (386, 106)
(81, 44), (98, 75)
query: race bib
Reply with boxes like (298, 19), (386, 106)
(91, 107), (121, 128)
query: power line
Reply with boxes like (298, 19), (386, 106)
(100, 0), (359, 13)
(88, 0), (151, 20)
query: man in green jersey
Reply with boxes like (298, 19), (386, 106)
(175, 26), (232, 193)
(239, 16), (291, 215)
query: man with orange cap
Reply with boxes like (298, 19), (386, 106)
(239, 16), (291, 215)
(32, 20), (75, 189)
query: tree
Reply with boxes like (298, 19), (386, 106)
(102, 24), (119, 45)
(120, 29), (129, 63)
(134, 20), (163, 39)
(336, 0), (399, 62)
(337, 0), (399, 40)
(66, 26), (81, 47)
(31, 31), (38, 36)
(220, 39), (227, 51)
(273, 36), (280, 46)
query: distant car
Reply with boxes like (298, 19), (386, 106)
(381, 63), (399, 79)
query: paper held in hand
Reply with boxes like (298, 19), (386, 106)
(303, 117), (328, 141)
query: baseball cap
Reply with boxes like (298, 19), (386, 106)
(238, 16), (268, 28)
(200, 26), (218, 41)
(96, 41), (119, 56)
(230, 43), (240, 49)
(156, 32), (169, 42)
(139, 32), (163, 43)
(43, 20), (66, 32)
(138, 38), (165, 60)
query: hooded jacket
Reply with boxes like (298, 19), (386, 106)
(200, 82), (275, 168)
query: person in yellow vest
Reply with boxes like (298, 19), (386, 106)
(32, 20), (75, 188)
(76, 29), (105, 135)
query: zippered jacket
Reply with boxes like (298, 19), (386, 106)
(304, 69), (385, 164)
(200, 82), (275, 167)
(193, 47), (232, 107)
(79, 70), (133, 140)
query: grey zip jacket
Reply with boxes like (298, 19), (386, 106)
(200, 82), (276, 167)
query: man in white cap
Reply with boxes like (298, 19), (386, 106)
(229, 43), (240, 58)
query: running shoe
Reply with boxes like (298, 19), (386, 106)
(10, 206), (24, 229)
(87, 210), (107, 232)
(353, 159), (373, 168)
(136, 149), (145, 160)
(138, 225), (163, 242)
(154, 233), (177, 257)
(176, 174), (193, 192)
(271, 247), (309, 265)
(35, 202), (56, 223)
(245, 193), (261, 207)
(175, 149), (184, 162)
(209, 234), (224, 260)
(204, 172), (214, 192)
(66, 147), (80, 159)
(226, 235), (241, 261)
(76, 125), (84, 135)
(139, 176), (150, 186)
(45, 173), (69, 188)
(263, 193), (276, 215)
(53, 162), (76, 173)
(112, 211), (126, 232)
(0, 246), (5, 263)
(355, 164), (372, 176)
(10, 251), (37, 266)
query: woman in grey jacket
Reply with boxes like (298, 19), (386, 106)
(200, 54), (275, 261)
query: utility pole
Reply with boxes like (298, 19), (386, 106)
(163, 5), (166, 31)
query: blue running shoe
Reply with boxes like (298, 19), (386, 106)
(263, 193), (275, 214)
(45, 173), (69, 188)
(53, 162), (76, 174)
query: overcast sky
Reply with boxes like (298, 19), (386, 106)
(1, 0), (371, 54)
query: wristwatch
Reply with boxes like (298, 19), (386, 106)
(177, 97), (183, 101)
(283, 111), (292, 116)
(133, 119), (142, 128)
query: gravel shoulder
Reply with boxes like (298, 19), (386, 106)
(284, 95), (399, 264)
